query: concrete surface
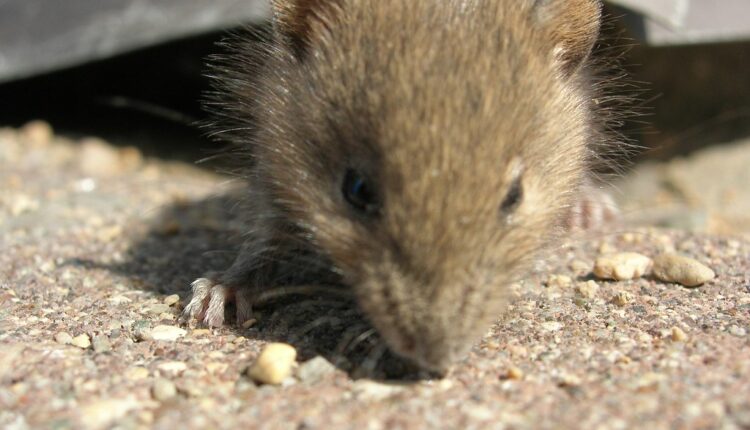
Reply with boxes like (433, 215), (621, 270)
(1, 122), (749, 429)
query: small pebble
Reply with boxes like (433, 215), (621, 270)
(593, 252), (652, 281)
(79, 138), (123, 176)
(206, 362), (229, 375)
(81, 398), (140, 430)
(598, 242), (616, 254)
(507, 345), (528, 358)
(92, 335), (112, 353)
(504, 366), (524, 380)
(163, 294), (180, 306)
(247, 343), (297, 385)
(55, 332), (73, 345)
(616, 355), (632, 365)
(296, 356), (337, 384)
(541, 321), (563, 332)
(652, 254), (715, 287)
(242, 319), (258, 329)
(190, 329), (211, 337)
(152, 378), (177, 401)
(149, 325), (187, 342)
(634, 372), (667, 392)
(133, 320), (152, 341)
(7, 193), (40, 216)
(576, 281), (600, 299)
(547, 275), (572, 288)
(612, 291), (634, 307)
(108, 295), (132, 305)
(351, 380), (405, 401)
(208, 351), (227, 360)
(125, 367), (149, 381)
(569, 260), (591, 276)
(655, 234), (676, 253)
(671, 327), (688, 342)
(19, 120), (53, 146)
(77, 138), (142, 176)
(97, 225), (123, 242)
(71, 334), (92, 349)
(621, 233), (643, 244)
(146, 304), (171, 315)
(637, 332), (653, 344)
(556, 373), (582, 387)
(157, 361), (188, 376)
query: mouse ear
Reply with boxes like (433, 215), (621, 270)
(532, 0), (602, 78)
(270, 0), (341, 59)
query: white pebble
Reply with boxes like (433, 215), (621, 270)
(652, 254), (715, 287)
(20, 120), (53, 145)
(149, 325), (186, 342)
(55, 332), (73, 345)
(576, 280), (600, 299)
(152, 378), (177, 401)
(546, 275), (573, 288)
(594, 253), (652, 281)
(351, 380), (405, 401)
(296, 356), (337, 384)
(92, 335), (112, 353)
(125, 367), (149, 381)
(71, 334), (91, 349)
(81, 397), (140, 429)
(163, 294), (180, 306)
(671, 326), (688, 342)
(541, 321), (564, 332)
(157, 361), (188, 376)
(612, 291), (634, 307)
(247, 343), (297, 385)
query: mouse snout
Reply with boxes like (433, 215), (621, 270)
(371, 294), (481, 372)
(358, 266), (503, 371)
(386, 324), (474, 372)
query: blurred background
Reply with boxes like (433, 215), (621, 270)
(1, 0), (749, 232)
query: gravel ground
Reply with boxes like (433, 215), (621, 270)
(1, 121), (749, 430)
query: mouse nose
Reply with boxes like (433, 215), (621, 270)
(414, 340), (469, 373)
(389, 330), (469, 372)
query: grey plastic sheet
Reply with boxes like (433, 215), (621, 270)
(609, 0), (750, 45)
(0, 0), (268, 83)
(1, 0), (748, 84)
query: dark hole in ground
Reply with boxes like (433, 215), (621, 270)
(0, 30), (236, 163)
(626, 40), (750, 160)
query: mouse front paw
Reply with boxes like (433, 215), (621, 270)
(566, 184), (619, 231)
(181, 277), (254, 327)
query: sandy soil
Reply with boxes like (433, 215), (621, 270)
(1, 121), (749, 430)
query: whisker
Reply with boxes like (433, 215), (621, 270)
(288, 316), (343, 343)
(254, 285), (354, 306)
(333, 323), (373, 360)
(358, 340), (388, 377)
(344, 328), (378, 356)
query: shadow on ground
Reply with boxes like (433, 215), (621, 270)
(72, 189), (428, 380)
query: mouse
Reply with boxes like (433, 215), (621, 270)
(183, 0), (620, 372)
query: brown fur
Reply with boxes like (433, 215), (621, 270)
(186, 0), (609, 371)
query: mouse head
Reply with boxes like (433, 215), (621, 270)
(254, 0), (602, 370)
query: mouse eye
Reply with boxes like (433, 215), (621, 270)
(500, 176), (523, 215)
(342, 169), (380, 215)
